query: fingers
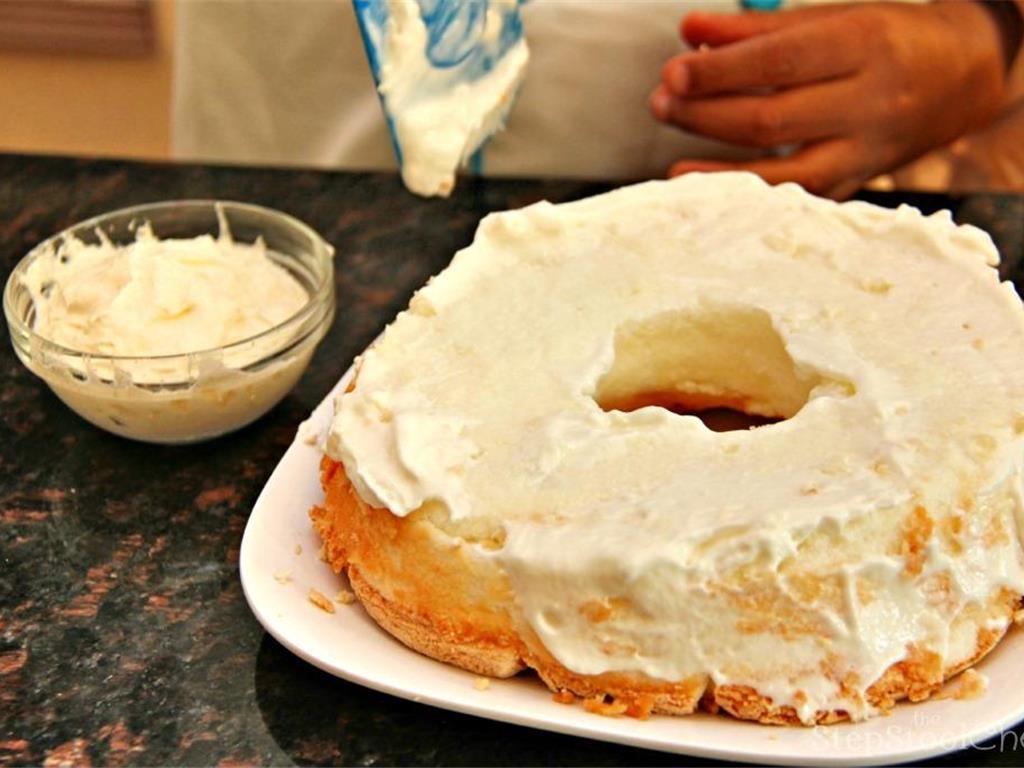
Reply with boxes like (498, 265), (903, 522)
(662, 14), (864, 97)
(680, 7), (848, 48)
(650, 78), (859, 148)
(658, 6), (880, 200)
(667, 139), (864, 200)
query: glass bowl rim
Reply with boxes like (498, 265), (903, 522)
(3, 198), (335, 364)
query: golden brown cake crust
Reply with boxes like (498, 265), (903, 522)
(311, 457), (1020, 725)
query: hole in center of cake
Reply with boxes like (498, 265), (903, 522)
(597, 393), (783, 432)
(593, 304), (832, 432)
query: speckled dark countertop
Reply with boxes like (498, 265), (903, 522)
(3, 154), (1024, 768)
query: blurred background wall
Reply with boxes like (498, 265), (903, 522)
(0, 0), (1019, 193)
(0, 0), (174, 160)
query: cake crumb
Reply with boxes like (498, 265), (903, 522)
(583, 695), (629, 718)
(1013, 608), (1024, 625)
(273, 570), (292, 584)
(862, 277), (892, 295)
(624, 694), (656, 720)
(552, 690), (575, 705)
(297, 417), (320, 446)
(319, 544), (329, 563)
(954, 669), (987, 700)
(294, 544), (303, 556)
(308, 588), (335, 614)
(473, 677), (491, 691)
(935, 669), (988, 701)
(334, 589), (356, 605)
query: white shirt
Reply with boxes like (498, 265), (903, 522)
(171, 0), (756, 180)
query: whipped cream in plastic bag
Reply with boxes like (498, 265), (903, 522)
(355, 0), (529, 197)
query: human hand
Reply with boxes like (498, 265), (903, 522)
(650, 2), (1010, 199)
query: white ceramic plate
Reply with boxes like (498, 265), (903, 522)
(240, 367), (1024, 766)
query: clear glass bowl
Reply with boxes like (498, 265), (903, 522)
(4, 200), (335, 444)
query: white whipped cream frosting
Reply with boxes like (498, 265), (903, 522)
(25, 223), (308, 357)
(328, 173), (1024, 721)
(378, 0), (528, 197)
(21, 217), (316, 443)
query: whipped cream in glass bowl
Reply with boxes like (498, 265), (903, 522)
(4, 201), (335, 443)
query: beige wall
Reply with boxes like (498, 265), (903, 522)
(0, 0), (174, 161)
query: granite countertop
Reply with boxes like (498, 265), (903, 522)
(3, 154), (1024, 767)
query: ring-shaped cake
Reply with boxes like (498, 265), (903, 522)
(313, 173), (1024, 724)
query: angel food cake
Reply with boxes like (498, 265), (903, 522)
(312, 173), (1024, 724)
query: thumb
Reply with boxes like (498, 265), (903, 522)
(667, 139), (863, 201)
